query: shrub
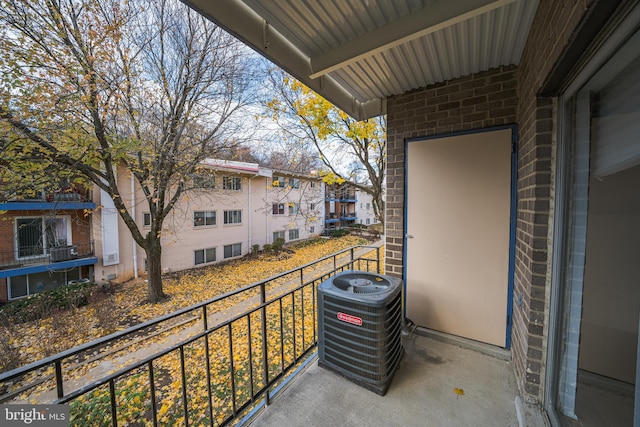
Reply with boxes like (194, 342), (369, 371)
(251, 244), (260, 255)
(262, 244), (272, 253)
(272, 237), (285, 253)
(291, 238), (324, 250)
(0, 281), (96, 324)
(329, 228), (350, 238)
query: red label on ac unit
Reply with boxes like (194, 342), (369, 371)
(337, 312), (362, 326)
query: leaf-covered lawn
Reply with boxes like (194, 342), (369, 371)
(1, 236), (384, 426)
(2, 236), (372, 372)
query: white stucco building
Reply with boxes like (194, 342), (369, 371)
(92, 160), (324, 283)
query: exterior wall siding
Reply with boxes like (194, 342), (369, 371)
(93, 166), (324, 283)
(356, 190), (376, 226)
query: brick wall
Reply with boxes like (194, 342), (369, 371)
(0, 214), (14, 303)
(0, 209), (92, 302)
(513, 0), (592, 404)
(0, 279), (7, 302)
(386, 0), (593, 406)
(385, 65), (518, 278)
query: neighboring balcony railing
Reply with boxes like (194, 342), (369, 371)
(0, 245), (382, 426)
(1, 187), (93, 204)
(0, 241), (95, 270)
(340, 213), (357, 220)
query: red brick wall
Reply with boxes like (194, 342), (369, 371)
(0, 214), (14, 303)
(0, 209), (92, 303)
(0, 279), (7, 302)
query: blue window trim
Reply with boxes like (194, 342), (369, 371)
(0, 202), (96, 210)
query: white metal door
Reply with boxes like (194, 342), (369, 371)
(406, 129), (513, 347)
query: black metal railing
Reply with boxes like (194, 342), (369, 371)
(0, 245), (382, 426)
(0, 241), (95, 270)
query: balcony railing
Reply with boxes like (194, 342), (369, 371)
(0, 241), (95, 270)
(0, 244), (382, 426)
(2, 187), (93, 204)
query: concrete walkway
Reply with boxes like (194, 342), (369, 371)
(248, 331), (525, 427)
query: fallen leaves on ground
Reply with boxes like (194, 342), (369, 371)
(1, 236), (384, 426)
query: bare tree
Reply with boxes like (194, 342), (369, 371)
(0, 0), (254, 302)
(266, 68), (386, 226)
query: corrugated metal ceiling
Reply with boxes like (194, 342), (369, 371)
(184, 0), (539, 120)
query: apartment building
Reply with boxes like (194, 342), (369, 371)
(0, 185), (97, 302)
(0, 161), (323, 301)
(93, 160), (324, 284)
(355, 190), (376, 226)
(323, 182), (357, 232)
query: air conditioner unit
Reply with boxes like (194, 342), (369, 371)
(50, 245), (78, 262)
(318, 270), (403, 395)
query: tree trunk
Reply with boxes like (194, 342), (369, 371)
(145, 234), (166, 303)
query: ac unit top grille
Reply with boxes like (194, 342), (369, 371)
(332, 273), (392, 294)
(318, 271), (402, 306)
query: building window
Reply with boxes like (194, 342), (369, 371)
(273, 230), (285, 242)
(143, 213), (151, 227)
(310, 226), (315, 234)
(366, 203), (371, 210)
(366, 218), (370, 225)
(223, 210), (242, 224)
(310, 203), (316, 211)
(194, 247), (216, 265)
(8, 268), (81, 300)
(8, 276), (28, 299)
(549, 25), (640, 423)
(288, 178), (300, 188)
(288, 203), (299, 215)
(194, 211), (216, 227)
(272, 176), (285, 187)
(289, 229), (299, 241)
(222, 176), (242, 191)
(272, 203), (285, 215)
(193, 174), (215, 189)
(224, 243), (242, 259)
(16, 216), (70, 258)
(310, 181), (316, 188)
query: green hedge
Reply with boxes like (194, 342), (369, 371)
(329, 229), (350, 238)
(0, 281), (96, 324)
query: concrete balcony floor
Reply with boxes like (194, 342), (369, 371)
(248, 331), (541, 427)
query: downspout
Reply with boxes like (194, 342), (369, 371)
(247, 173), (260, 250)
(266, 177), (270, 243)
(248, 176), (252, 249)
(131, 173), (138, 279)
